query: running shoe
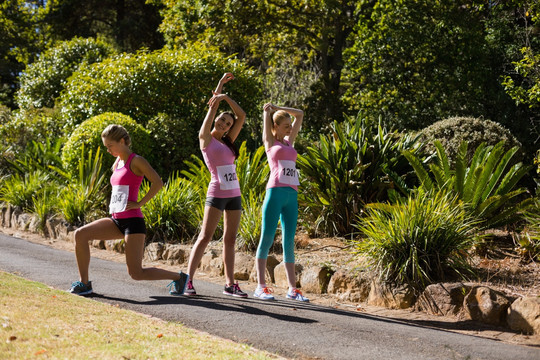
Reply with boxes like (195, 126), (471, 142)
(253, 286), (275, 300)
(223, 282), (248, 298)
(286, 288), (309, 302)
(69, 281), (93, 296)
(184, 280), (197, 296)
(167, 271), (189, 295)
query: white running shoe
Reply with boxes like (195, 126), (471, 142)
(253, 286), (275, 300)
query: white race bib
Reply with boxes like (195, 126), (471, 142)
(109, 185), (129, 214)
(278, 160), (300, 186)
(216, 164), (240, 190)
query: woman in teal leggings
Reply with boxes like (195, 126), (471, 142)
(253, 103), (308, 302)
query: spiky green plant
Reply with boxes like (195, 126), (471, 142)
(141, 173), (203, 243)
(403, 140), (534, 229)
(31, 190), (57, 234)
(236, 143), (268, 250)
(354, 189), (480, 291)
(515, 203), (540, 262)
(6, 138), (63, 175)
(297, 113), (420, 236)
(237, 190), (264, 251)
(0, 170), (49, 210)
(54, 146), (108, 225)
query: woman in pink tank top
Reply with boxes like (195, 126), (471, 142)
(69, 124), (189, 297)
(185, 73), (249, 297)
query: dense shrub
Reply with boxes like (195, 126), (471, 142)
(354, 189), (480, 291)
(61, 112), (153, 176)
(16, 37), (115, 110)
(420, 117), (522, 164)
(59, 48), (262, 175)
(0, 108), (64, 155)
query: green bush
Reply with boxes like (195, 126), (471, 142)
(59, 48), (261, 176)
(354, 189), (480, 291)
(297, 114), (420, 237)
(6, 138), (63, 176)
(61, 112), (153, 176)
(16, 37), (115, 110)
(403, 140), (535, 230)
(420, 117), (522, 164)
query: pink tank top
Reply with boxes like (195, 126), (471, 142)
(109, 153), (144, 219)
(266, 139), (299, 191)
(202, 136), (241, 198)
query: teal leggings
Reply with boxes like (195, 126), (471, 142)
(256, 187), (298, 263)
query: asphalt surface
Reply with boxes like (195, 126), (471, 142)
(1, 233), (539, 360)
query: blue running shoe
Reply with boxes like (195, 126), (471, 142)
(167, 272), (189, 295)
(70, 281), (93, 296)
(286, 288), (309, 302)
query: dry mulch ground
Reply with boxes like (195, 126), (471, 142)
(2, 227), (539, 348)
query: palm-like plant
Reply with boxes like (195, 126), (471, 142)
(403, 140), (534, 229)
(297, 114), (420, 236)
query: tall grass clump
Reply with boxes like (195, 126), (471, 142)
(31, 190), (57, 233)
(353, 189), (480, 292)
(141, 173), (204, 243)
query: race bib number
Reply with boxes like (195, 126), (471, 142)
(278, 160), (300, 186)
(109, 185), (129, 214)
(216, 164), (240, 190)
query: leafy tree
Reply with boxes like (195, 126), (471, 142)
(343, 0), (494, 130)
(344, 0), (539, 156)
(16, 37), (116, 110)
(0, 0), (48, 107)
(152, 0), (362, 133)
(43, 0), (165, 52)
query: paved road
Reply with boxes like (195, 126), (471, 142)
(1, 233), (539, 360)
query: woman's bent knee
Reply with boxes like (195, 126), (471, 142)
(128, 268), (144, 281)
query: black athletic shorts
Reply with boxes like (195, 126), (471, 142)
(205, 196), (242, 211)
(112, 217), (147, 235)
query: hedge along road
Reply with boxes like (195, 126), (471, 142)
(0, 233), (538, 360)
